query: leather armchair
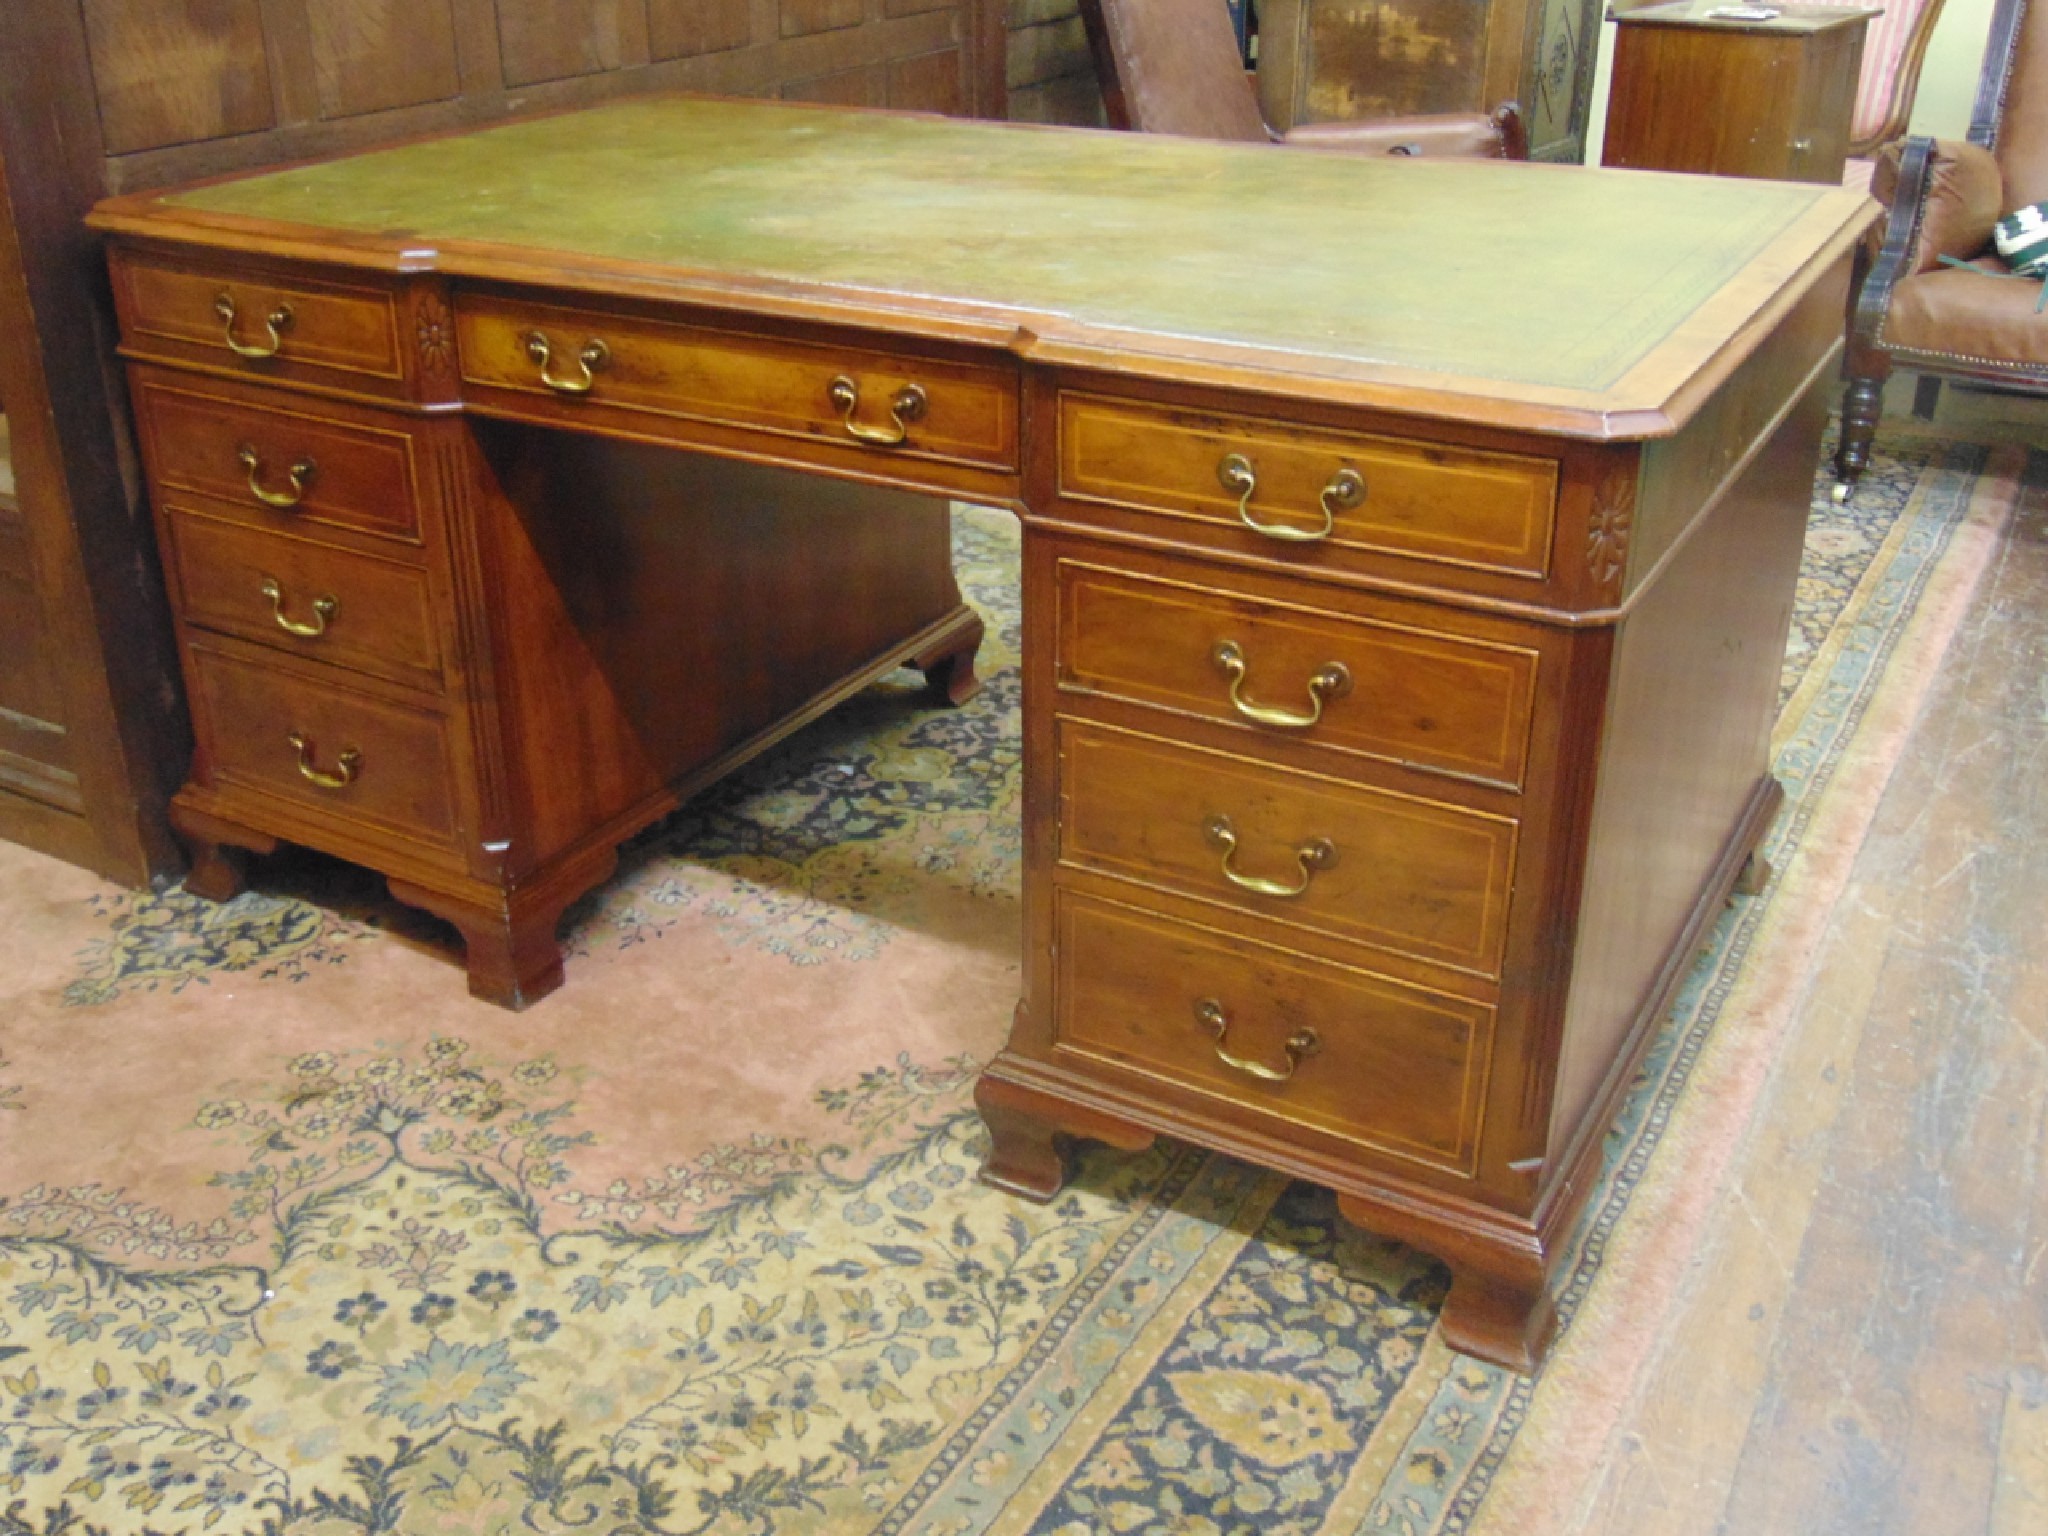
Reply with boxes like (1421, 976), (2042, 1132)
(1836, 0), (2048, 494)
(1077, 0), (1527, 158)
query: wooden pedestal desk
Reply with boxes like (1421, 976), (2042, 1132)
(90, 98), (1872, 1372)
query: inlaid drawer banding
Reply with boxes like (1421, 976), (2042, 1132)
(1053, 890), (1495, 1176)
(1058, 719), (1518, 976)
(1058, 393), (1560, 579)
(137, 379), (424, 544)
(113, 256), (406, 389)
(185, 638), (459, 846)
(163, 509), (442, 688)
(457, 294), (1019, 472)
(1057, 560), (1541, 788)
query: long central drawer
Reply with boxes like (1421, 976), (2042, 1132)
(455, 293), (1020, 475)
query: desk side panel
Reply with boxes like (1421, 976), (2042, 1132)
(1544, 352), (1832, 1168)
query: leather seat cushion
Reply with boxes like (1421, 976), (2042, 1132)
(1883, 261), (2048, 373)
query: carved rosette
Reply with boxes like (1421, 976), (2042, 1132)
(415, 295), (456, 380)
(1587, 492), (1633, 588)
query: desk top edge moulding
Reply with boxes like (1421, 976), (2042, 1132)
(89, 94), (1875, 1374)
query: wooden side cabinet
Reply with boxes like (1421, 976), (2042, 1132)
(1601, 1), (1877, 182)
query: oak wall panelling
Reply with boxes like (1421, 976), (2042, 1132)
(81, 0), (1014, 195)
(0, 9), (189, 885)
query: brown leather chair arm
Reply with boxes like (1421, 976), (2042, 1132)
(1869, 134), (2004, 273)
(1280, 102), (1527, 160)
(1845, 134), (2007, 377)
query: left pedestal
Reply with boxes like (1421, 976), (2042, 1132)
(114, 252), (982, 1008)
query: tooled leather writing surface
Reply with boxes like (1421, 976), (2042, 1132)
(163, 94), (1844, 401)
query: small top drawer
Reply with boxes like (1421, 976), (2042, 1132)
(163, 509), (443, 691)
(1056, 559), (1539, 789)
(111, 252), (406, 395)
(1058, 393), (1559, 583)
(134, 377), (424, 547)
(455, 294), (1020, 474)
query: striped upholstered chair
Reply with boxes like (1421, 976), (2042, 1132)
(1813, 0), (1951, 164)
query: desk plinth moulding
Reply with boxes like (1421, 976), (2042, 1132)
(89, 97), (1873, 1370)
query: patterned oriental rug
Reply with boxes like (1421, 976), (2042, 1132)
(0, 427), (2026, 1536)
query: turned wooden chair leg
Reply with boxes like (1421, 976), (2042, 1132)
(1832, 373), (1886, 502)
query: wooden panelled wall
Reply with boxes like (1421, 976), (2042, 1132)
(1009, 0), (1106, 123)
(81, 0), (1104, 195)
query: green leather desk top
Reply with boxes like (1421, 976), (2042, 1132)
(129, 95), (1870, 429)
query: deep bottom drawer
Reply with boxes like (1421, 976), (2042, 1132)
(1053, 889), (1494, 1177)
(185, 639), (459, 847)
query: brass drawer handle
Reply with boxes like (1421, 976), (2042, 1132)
(287, 730), (360, 790)
(237, 444), (316, 509)
(828, 375), (927, 446)
(1216, 453), (1363, 543)
(525, 331), (610, 395)
(1203, 814), (1337, 899)
(214, 291), (293, 360)
(260, 577), (337, 638)
(1195, 998), (1319, 1083)
(1212, 640), (1350, 729)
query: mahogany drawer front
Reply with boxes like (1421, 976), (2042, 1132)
(164, 509), (442, 689)
(113, 253), (405, 390)
(454, 295), (1020, 472)
(1058, 719), (1516, 977)
(1056, 559), (1539, 788)
(1054, 890), (1493, 1178)
(136, 379), (423, 545)
(185, 640), (458, 847)
(1058, 393), (1559, 581)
